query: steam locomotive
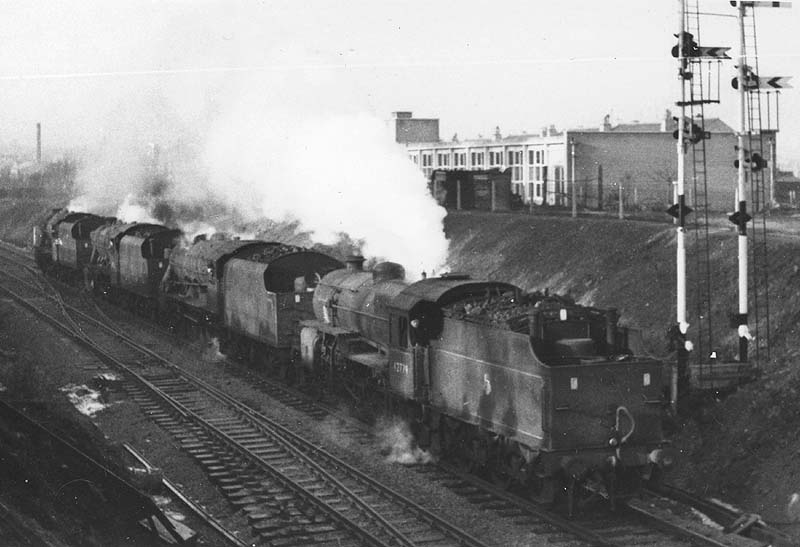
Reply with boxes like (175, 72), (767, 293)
(301, 256), (674, 508)
(32, 208), (674, 511)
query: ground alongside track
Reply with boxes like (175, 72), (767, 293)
(3, 197), (800, 540)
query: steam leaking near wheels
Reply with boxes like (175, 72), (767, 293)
(376, 417), (434, 466)
(788, 492), (800, 522)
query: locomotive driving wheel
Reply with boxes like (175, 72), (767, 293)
(440, 417), (465, 464)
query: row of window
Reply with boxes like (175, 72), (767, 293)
(517, 166), (565, 203)
(411, 147), (549, 181)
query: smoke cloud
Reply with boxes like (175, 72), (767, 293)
(67, 79), (448, 277)
(205, 108), (448, 276)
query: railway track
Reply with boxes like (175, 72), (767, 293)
(0, 252), (489, 547)
(0, 397), (193, 545)
(0, 243), (780, 546)
(638, 485), (794, 547)
(215, 358), (776, 547)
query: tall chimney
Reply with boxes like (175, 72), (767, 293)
(36, 123), (41, 163)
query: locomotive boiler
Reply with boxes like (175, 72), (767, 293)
(300, 256), (674, 510)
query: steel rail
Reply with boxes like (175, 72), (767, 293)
(644, 484), (794, 547)
(123, 443), (250, 547)
(0, 267), (394, 547)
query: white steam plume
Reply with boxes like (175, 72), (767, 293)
(202, 110), (448, 277)
(114, 194), (159, 223)
(376, 416), (434, 465)
(63, 41), (449, 276)
(69, 103), (449, 277)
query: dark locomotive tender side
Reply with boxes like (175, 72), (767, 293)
(159, 237), (343, 365)
(33, 209), (115, 280)
(87, 222), (183, 311)
(301, 256), (674, 508)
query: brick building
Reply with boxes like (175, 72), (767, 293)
(396, 111), (762, 212)
(392, 111), (439, 144)
(775, 169), (800, 207)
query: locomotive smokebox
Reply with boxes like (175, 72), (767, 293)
(345, 255), (365, 272)
(372, 262), (405, 282)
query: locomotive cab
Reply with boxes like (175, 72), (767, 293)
(391, 300), (442, 348)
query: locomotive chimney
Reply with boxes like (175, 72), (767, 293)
(345, 255), (365, 272)
(372, 261), (405, 282)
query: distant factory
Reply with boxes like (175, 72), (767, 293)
(394, 111), (784, 212)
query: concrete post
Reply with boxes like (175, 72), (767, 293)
(571, 138), (577, 218)
(597, 164), (603, 210)
(770, 135), (777, 207)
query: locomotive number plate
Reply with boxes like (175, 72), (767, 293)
(393, 362), (409, 375)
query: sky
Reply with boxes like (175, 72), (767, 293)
(0, 0), (798, 239)
(1, 0), (797, 162)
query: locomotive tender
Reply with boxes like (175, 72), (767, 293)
(34, 208), (674, 509)
(88, 222), (182, 313)
(301, 256), (674, 506)
(160, 237), (342, 363)
(33, 209), (115, 279)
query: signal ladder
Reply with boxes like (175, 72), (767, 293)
(739, 6), (772, 364)
(675, 0), (722, 379)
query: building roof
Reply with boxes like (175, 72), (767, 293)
(777, 170), (800, 183)
(407, 133), (563, 149)
(572, 118), (735, 134)
(403, 115), (735, 149)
